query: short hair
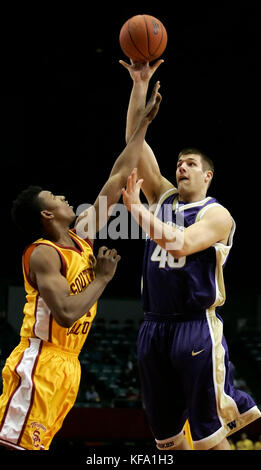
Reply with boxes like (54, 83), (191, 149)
(178, 147), (214, 173)
(11, 186), (44, 242)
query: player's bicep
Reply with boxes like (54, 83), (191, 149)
(36, 272), (69, 312)
(176, 207), (233, 256)
(30, 246), (70, 324)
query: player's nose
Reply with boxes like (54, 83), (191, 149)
(178, 164), (186, 173)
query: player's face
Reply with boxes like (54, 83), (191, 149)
(176, 154), (208, 194)
(38, 190), (76, 224)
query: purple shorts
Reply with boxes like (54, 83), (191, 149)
(137, 311), (261, 450)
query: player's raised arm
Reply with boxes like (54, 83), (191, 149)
(75, 82), (162, 240)
(119, 60), (174, 206)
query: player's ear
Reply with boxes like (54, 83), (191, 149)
(205, 170), (213, 188)
(205, 170), (213, 183)
(41, 209), (54, 220)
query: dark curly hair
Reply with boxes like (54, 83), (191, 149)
(11, 186), (45, 242)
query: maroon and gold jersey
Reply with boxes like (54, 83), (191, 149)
(21, 229), (97, 353)
(0, 230), (96, 450)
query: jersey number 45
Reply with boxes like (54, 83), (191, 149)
(151, 244), (186, 269)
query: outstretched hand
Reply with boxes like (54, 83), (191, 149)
(119, 59), (164, 83)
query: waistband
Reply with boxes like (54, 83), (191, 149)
(144, 311), (207, 322)
(20, 337), (80, 357)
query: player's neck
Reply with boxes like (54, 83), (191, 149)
(42, 223), (73, 246)
(178, 188), (207, 203)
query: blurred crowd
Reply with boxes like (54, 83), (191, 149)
(229, 432), (261, 450)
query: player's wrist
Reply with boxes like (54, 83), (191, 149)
(132, 80), (149, 95)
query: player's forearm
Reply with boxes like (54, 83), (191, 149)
(54, 276), (109, 328)
(76, 117), (151, 238)
(130, 203), (184, 257)
(126, 81), (149, 142)
(110, 118), (149, 180)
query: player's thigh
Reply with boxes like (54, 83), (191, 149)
(20, 347), (81, 450)
(0, 342), (26, 421)
(138, 321), (188, 439)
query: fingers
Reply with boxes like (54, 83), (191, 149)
(156, 93), (162, 104)
(145, 83), (162, 122)
(151, 81), (161, 100)
(119, 59), (131, 70)
(104, 248), (117, 258)
(129, 168), (143, 188)
(98, 246), (108, 257)
(119, 59), (164, 69)
(110, 248), (121, 262)
(126, 170), (143, 199)
(151, 59), (164, 72)
(137, 178), (144, 190)
(122, 168), (143, 211)
(126, 168), (135, 193)
(126, 168), (138, 193)
(119, 59), (147, 69)
(145, 81), (161, 113)
(97, 246), (121, 262)
(119, 58), (164, 79)
(126, 174), (131, 194)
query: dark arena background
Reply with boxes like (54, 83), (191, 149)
(0, 1), (261, 462)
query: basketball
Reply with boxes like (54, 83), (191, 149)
(119, 14), (167, 63)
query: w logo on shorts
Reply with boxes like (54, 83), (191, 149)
(227, 420), (237, 430)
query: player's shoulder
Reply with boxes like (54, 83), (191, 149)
(30, 243), (61, 271)
(197, 198), (232, 220)
(199, 204), (234, 239)
(204, 203), (232, 219)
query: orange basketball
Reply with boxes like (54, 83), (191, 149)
(119, 14), (167, 63)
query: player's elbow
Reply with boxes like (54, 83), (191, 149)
(168, 249), (186, 259)
(52, 305), (75, 328)
(57, 316), (73, 328)
(168, 236), (206, 258)
(166, 237), (191, 259)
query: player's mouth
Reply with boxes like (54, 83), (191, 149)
(178, 176), (189, 183)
